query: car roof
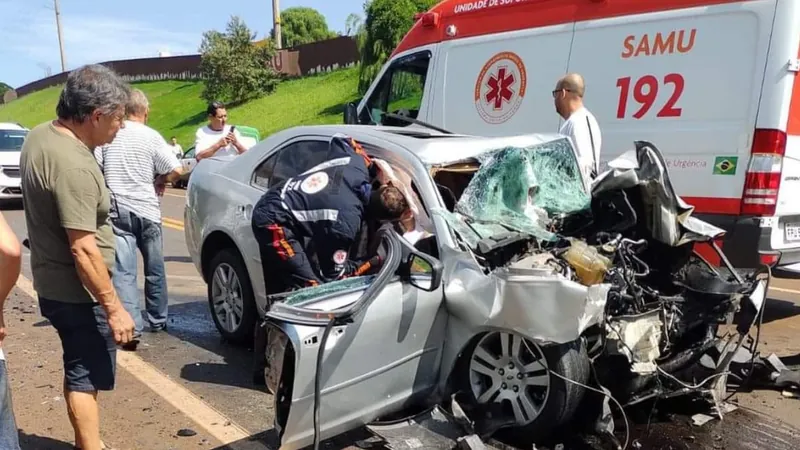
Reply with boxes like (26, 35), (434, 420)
(0, 122), (28, 131)
(279, 124), (570, 166)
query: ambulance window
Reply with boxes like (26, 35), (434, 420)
(361, 51), (431, 127)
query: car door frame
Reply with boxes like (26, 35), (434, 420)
(265, 229), (447, 450)
(243, 134), (345, 313)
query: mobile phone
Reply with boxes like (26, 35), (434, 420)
(229, 125), (236, 133)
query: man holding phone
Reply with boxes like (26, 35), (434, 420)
(194, 101), (248, 161)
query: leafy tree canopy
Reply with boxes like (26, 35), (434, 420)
(357, 0), (437, 93)
(199, 16), (279, 105)
(271, 7), (338, 48)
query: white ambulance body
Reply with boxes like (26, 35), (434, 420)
(349, 0), (800, 275)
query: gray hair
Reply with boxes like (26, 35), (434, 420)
(126, 88), (149, 117)
(56, 64), (131, 123)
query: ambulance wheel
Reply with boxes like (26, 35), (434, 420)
(463, 333), (589, 439)
(207, 248), (257, 345)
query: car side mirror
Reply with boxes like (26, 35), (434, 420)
(343, 102), (358, 124)
(402, 251), (443, 292)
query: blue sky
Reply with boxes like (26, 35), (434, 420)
(0, 0), (366, 88)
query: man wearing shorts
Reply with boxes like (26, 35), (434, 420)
(20, 64), (135, 450)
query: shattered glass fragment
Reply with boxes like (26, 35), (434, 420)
(282, 275), (376, 306)
(455, 139), (590, 241)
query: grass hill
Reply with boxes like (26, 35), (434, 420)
(0, 68), (361, 149)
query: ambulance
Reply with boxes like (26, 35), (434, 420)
(345, 0), (800, 276)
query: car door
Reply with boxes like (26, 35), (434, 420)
(239, 137), (335, 311)
(265, 231), (447, 450)
(181, 147), (196, 173)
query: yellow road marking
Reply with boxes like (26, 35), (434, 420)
(162, 216), (184, 231)
(14, 274), (251, 444)
(770, 286), (800, 295)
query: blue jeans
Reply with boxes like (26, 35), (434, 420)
(111, 207), (168, 335)
(0, 358), (21, 449)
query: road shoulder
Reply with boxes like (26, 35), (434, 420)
(3, 288), (224, 450)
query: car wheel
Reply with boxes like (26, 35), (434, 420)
(464, 332), (589, 439)
(207, 248), (257, 345)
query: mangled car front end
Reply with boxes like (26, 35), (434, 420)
(263, 137), (768, 449)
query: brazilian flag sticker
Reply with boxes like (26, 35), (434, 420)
(713, 156), (738, 175)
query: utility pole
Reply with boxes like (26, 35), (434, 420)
(272, 0), (282, 49)
(54, 0), (67, 72)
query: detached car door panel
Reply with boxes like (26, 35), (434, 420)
(266, 233), (447, 450)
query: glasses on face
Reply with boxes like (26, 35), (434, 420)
(552, 88), (574, 98)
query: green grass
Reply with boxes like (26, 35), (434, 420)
(0, 67), (361, 149)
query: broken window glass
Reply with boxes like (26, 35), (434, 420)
(454, 138), (591, 242)
(282, 275), (376, 306)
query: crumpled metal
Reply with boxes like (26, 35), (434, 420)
(592, 141), (725, 246)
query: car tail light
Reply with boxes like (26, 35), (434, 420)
(741, 129), (787, 216)
(759, 252), (780, 267)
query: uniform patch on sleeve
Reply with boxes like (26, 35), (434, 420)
(333, 250), (348, 265)
(300, 171), (329, 194)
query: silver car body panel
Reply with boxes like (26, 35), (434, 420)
(185, 125), (741, 450)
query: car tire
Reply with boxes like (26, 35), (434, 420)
(206, 248), (257, 346)
(461, 333), (589, 440)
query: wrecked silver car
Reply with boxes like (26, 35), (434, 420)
(262, 135), (768, 450)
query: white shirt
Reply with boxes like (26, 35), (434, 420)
(559, 106), (602, 179)
(168, 143), (183, 159)
(95, 121), (181, 224)
(194, 125), (244, 158)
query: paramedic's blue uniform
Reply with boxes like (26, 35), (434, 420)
(251, 134), (377, 290)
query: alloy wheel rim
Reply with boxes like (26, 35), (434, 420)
(468, 331), (551, 426)
(211, 263), (244, 333)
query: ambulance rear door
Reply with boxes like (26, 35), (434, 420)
(566, 0), (777, 216)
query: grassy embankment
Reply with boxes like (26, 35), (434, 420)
(0, 67), (361, 149)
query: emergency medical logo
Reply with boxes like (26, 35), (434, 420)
(333, 250), (348, 265)
(474, 51), (527, 124)
(300, 171), (329, 194)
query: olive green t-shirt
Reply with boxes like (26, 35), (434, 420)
(20, 121), (115, 304)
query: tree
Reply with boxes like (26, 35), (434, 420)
(357, 0), (438, 93)
(0, 82), (11, 98)
(199, 16), (279, 105)
(344, 13), (362, 36)
(271, 7), (337, 48)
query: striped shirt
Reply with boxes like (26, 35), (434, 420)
(95, 120), (180, 224)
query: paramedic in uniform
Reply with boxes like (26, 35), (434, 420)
(553, 73), (602, 180)
(251, 134), (408, 291)
(249, 134), (409, 385)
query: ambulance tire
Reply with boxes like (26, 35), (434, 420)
(207, 248), (257, 346)
(461, 335), (589, 441)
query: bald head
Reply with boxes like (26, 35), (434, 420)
(556, 73), (585, 98)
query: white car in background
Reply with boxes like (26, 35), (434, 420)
(0, 122), (28, 202)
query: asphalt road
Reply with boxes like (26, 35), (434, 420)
(3, 187), (800, 450)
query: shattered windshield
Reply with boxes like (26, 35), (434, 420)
(435, 138), (590, 245)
